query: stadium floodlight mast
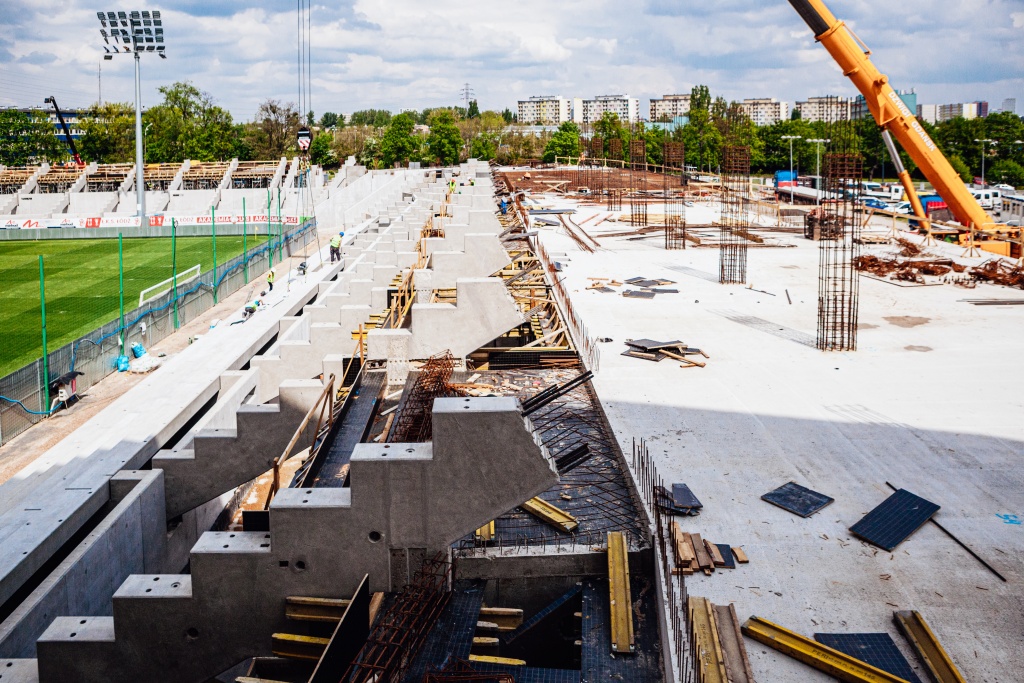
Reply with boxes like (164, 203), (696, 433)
(781, 135), (801, 204)
(97, 10), (166, 225)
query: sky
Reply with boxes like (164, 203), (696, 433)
(1, 0), (1022, 121)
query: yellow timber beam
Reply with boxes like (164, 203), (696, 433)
(607, 531), (635, 654)
(893, 611), (966, 683)
(689, 596), (727, 683)
(742, 616), (910, 683)
(521, 497), (578, 532)
(270, 633), (329, 661)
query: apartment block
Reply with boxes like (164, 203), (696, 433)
(581, 95), (640, 124)
(650, 94), (692, 121)
(517, 96), (572, 125)
(738, 98), (790, 126)
(794, 96), (851, 122)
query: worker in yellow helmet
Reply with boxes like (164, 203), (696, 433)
(267, 268), (276, 292)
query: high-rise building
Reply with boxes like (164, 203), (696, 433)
(794, 96), (852, 122)
(649, 94), (692, 121)
(852, 89), (916, 120)
(935, 102), (987, 122)
(738, 98), (789, 126)
(516, 96), (572, 125)
(1000, 98), (1017, 115)
(581, 95), (640, 124)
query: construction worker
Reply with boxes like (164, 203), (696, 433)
(242, 297), (264, 320)
(267, 268), (276, 292)
(330, 231), (343, 262)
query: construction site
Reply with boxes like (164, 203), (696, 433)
(0, 1), (1022, 683)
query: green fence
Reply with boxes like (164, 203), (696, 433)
(0, 217), (320, 447)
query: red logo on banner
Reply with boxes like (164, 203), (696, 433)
(148, 215), (165, 227)
(86, 217), (101, 228)
(21, 220), (40, 228)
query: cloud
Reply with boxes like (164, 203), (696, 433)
(0, 0), (1020, 121)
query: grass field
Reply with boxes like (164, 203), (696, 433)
(0, 235), (269, 378)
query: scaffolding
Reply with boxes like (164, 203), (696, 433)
(719, 146), (751, 284)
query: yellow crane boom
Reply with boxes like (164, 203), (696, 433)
(786, 0), (998, 232)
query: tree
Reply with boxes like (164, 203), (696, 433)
(470, 133), (498, 160)
(0, 109), (66, 165)
(379, 113), (421, 167)
(501, 108), (514, 124)
(427, 110), (463, 165)
(309, 132), (337, 167)
(78, 102), (136, 163)
(681, 85), (721, 172)
(542, 121), (581, 163)
(306, 111), (315, 126)
(989, 159), (1024, 188)
(246, 99), (300, 159)
(467, 100), (480, 119)
(593, 112), (626, 159)
(320, 112), (340, 129)
(144, 81), (237, 162)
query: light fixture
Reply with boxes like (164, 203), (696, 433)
(97, 9), (168, 222)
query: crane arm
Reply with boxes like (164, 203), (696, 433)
(44, 96), (84, 167)
(786, 0), (997, 231)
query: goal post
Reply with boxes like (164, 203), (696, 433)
(139, 264), (201, 307)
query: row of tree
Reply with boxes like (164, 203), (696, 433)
(3, 81), (1022, 186)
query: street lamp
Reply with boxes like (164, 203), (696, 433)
(807, 138), (830, 205)
(974, 138), (996, 187)
(781, 135), (801, 204)
(97, 10), (166, 225)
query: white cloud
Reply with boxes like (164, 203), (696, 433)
(0, 0), (1020, 120)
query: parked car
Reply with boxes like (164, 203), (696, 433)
(891, 201), (913, 214)
(994, 183), (1015, 192)
(857, 197), (889, 210)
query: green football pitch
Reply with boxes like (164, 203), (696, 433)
(0, 235), (269, 378)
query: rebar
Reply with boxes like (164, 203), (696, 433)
(719, 145), (751, 284)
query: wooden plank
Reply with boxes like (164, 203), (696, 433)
(689, 533), (714, 574)
(704, 539), (727, 567)
(688, 597), (727, 683)
(732, 547), (749, 564)
(607, 531), (636, 654)
(712, 603), (755, 683)
(671, 522), (696, 570)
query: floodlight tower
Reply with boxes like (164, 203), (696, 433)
(97, 10), (166, 225)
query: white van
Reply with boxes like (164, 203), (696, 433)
(969, 188), (1003, 212)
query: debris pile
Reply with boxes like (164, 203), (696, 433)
(969, 259), (1024, 289)
(854, 254), (965, 283)
(671, 522), (747, 576)
(621, 339), (707, 368)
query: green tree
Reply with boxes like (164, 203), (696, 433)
(78, 102), (136, 163)
(542, 121), (581, 163)
(143, 81), (237, 162)
(0, 109), (66, 165)
(245, 99), (300, 159)
(427, 110), (463, 165)
(501, 108), (514, 124)
(988, 159), (1024, 187)
(309, 132), (337, 167)
(348, 110), (392, 127)
(681, 85), (721, 172)
(467, 100), (480, 119)
(470, 133), (498, 160)
(593, 113), (626, 159)
(319, 112), (340, 129)
(379, 113), (421, 167)
(306, 111), (315, 126)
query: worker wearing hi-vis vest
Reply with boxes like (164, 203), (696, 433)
(330, 232), (342, 263)
(267, 268), (276, 292)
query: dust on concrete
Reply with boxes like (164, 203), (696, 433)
(0, 233), (332, 486)
(858, 323), (880, 330)
(883, 316), (931, 328)
(904, 345), (933, 352)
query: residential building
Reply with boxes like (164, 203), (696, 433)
(650, 94), (692, 121)
(570, 98), (583, 124)
(794, 96), (851, 122)
(3, 105), (87, 143)
(935, 101), (989, 122)
(999, 98), (1017, 115)
(581, 95), (640, 124)
(852, 89), (916, 120)
(738, 98), (789, 126)
(917, 103), (938, 124)
(516, 96), (572, 125)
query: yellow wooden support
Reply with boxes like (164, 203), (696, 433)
(741, 616), (910, 682)
(475, 520), (495, 542)
(479, 606), (523, 631)
(688, 596), (727, 683)
(893, 611), (966, 683)
(284, 596), (350, 622)
(607, 531), (635, 654)
(270, 633), (329, 660)
(468, 655), (526, 666)
(521, 497), (579, 532)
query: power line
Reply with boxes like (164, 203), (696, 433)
(460, 83), (475, 110)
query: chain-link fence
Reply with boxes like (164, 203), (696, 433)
(0, 218), (319, 447)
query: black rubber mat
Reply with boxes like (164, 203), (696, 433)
(761, 481), (834, 517)
(849, 489), (939, 551)
(715, 544), (735, 569)
(814, 633), (922, 683)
